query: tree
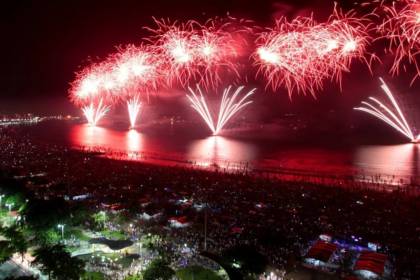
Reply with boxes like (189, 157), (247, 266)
(71, 206), (89, 227)
(113, 212), (130, 225)
(33, 243), (85, 280)
(0, 241), (14, 264)
(222, 245), (268, 279)
(92, 212), (108, 230)
(20, 198), (71, 233)
(33, 245), (58, 279)
(36, 229), (61, 245)
(6, 193), (26, 208)
(0, 225), (28, 263)
(143, 259), (175, 280)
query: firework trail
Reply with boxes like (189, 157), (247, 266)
(70, 63), (115, 125)
(146, 18), (239, 90)
(127, 95), (142, 129)
(187, 86), (254, 135)
(354, 78), (419, 142)
(376, 0), (420, 83)
(110, 45), (160, 128)
(81, 98), (111, 126)
(254, 5), (373, 98)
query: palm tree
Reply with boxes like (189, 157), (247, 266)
(189, 265), (201, 280)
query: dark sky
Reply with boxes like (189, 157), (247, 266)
(0, 0), (419, 118)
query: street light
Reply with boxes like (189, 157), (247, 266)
(58, 224), (65, 240)
(0, 194), (4, 218)
(5, 203), (14, 221)
(137, 242), (142, 257)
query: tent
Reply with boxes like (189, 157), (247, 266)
(354, 251), (387, 276)
(230, 228), (244, 235)
(304, 241), (339, 263)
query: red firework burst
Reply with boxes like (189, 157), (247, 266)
(376, 0), (420, 82)
(146, 18), (239, 90)
(70, 63), (106, 106)
(254, 5), (373, 98)
(109, 45), (161, 98)
(70, 45), (162, 126)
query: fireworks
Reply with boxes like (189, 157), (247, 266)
(354, 78), (419, 142)
(110, 45), (161, 95)
(70, 45), (160, 126)
(187, 86), (254, 135)
(254, 5), (372, 97)
(81, 99), (111, 126)
(146, 19), (239, 90)
(376, 0), (420, 82)
(127, 95), (142, 129)
(69, 63), (115, 125)
(70, 64), (103, 106)
(110, 46), (159, 128)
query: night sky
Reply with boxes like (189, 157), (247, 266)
(0, 0), (419, 121)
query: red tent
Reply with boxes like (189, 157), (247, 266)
(304, 241), (339, 263)
(354, 251), (387, 276)
(177, 216), (189, 224)
(230, 228), (244, 235)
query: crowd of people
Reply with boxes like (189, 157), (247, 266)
(1, 125), (420, 279)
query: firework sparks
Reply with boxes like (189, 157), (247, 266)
(354, 78), (419, 142)
(70, 45), (160, 127)
(70, 65), (102, 106)
(110, 45), (161, 96)
(127, 95), (142, 129)
(254, 5), (372, 97)
(146, 19), (239, 90)
(81, 99), (111, 126)
(110, 46), (159, 128)
(70, 64), (113, 125)
(377, 0), (420, 82)
(187, 86), (254, 135)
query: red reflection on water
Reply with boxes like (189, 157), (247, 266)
(126, 129), (142, 152)
(188, 136), (257, 167)
(71, 125), (108, 146)
(67, 124), (420, 182)
(355, 144), (420, 180)
(70, 125), (143, 152)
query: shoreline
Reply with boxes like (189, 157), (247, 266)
(73, 145), (420, 196)
(14, 122), (420, 188)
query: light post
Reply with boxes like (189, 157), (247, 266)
(58, 224), (65, 240)
(5, 203), (14, 221)
(0, 194), (4, 218)
(100, 211), (106, 230)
